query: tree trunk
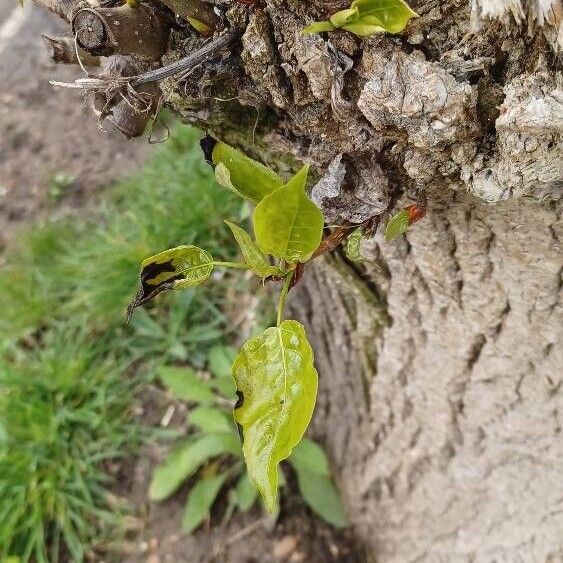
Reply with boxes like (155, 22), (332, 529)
(35, 0), (562, 559)
(290, 188), (562, 562)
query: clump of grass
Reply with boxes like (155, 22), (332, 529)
(0, 328), (140, 563)
(0, 125), (241, 343)
(0, 125), (244, 561)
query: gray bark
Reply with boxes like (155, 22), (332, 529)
(290, 188), (562, 562)
(35, 0), (563, 559)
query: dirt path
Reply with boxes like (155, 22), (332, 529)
(0, 3), (147, 250)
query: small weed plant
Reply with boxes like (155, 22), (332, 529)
(149, 345), (347, 531)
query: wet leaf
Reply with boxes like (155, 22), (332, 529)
(213, 142), (283, 204)
(253, 166), (324, 263)
(232, 320), (318, 512)
(149, 433), (240, 501)
(188, 406), (234, 434)
(129, 245), (213, 312)
(330, 6), (358, 26)
(225, 221), (284, 279)
(182, 474), (227, 533)
(158, 366), (215, 404)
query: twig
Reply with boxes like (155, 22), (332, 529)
(212, 516), (269, 557)
(50, 29), (240, 90)
(224, 517), (268, 545)
(132, 29), (240, 86)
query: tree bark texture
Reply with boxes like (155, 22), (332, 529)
(290, 188), (562, 562)
(34, 0), (562, 560)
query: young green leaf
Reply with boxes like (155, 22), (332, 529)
(345, 227), (364, 263)
(129, 245), (213, 311)
(188, 406), (234, 434)
(293, 467), (348, 528)
(289, 437), (330, 476)
(232, 320), (319, 512)
(225, 221), (284, 279)
(213, 142), (283, 204)
(351, 0), (418, 34)
(149, 433), (240, 501)
(303, 0), (417, 37)
(341, 20), (387, 35)
(186, 16), (212, 35)
(253, 166), (324, 263)
(158, 366), (215, 404)
(302, 21), (336, 33)
(330, 6), (359, 27)
(182, 474), (227, 533)
(234, 472), (258, 512)
(385, 204), (426, 242)
(384, 209), (410, 241)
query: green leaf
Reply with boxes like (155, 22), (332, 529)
(149, 433), (240, 501)
(294, 467), (348, 528)
(304, 0), (417, 36)
(330, 6), (359, 27)
(213, 142), (283, 204)
(208, 345), (237, 379)
(302, 21), (336, 33)
(345, 228), (364, 263)
(158, 366), (215, 404)
(186, 16), (212, 34)
(188, 406), (234, 434)
(351, 0), (418, 34)
(289, 437), (330, 476)
(225, 221), (284, 279)
(211, 376), (236, 398)
(232, 320), (319, 512)
(253, 166), (324, 263)
(129, 245), (213, 311)
(342, 21), (386, 35)
(182, 474), (227, 533)
(384, 209), (410, 242)
(234, 473), (258, 512)
(208, 345), (237, 397)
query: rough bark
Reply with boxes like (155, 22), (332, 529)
(290, 189), (562, 562)
(34, 0), (563, 560)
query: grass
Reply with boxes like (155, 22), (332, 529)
(0, 329), (140, 562)
(0, 125), (245, 561)
(0, 126), (241, 343)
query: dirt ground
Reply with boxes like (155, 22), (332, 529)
(0, 5), (365, 562)
(0, 2), (147, 251)
(117, 391), (362, 563)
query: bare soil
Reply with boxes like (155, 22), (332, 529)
(0, 3), (146, 250)
(118, 390), (363, 563)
